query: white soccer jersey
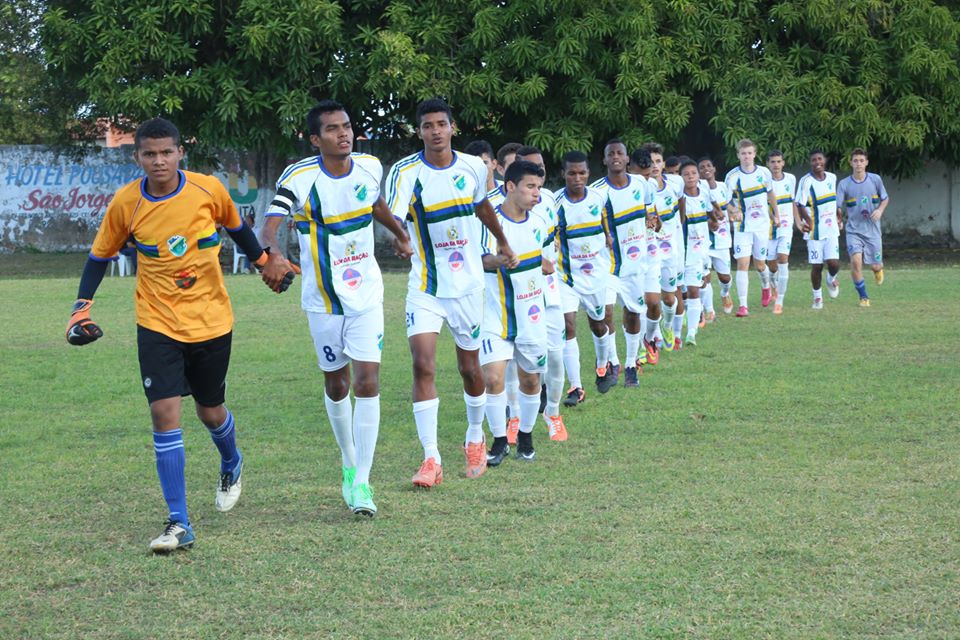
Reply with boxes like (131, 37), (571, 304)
(706, 181), (733, 251)
(385, 151), (489, 298)
(486, 184), (506, 209)
(481, 207), (548, 346)
(725, 165), (774, 234)
(591, 175), (653, 278)
(682, 186), (716, 252)
(795, 172), (840, 241)
(266, 153), (383, 316)
(771, 173), (797, 239)
(555, 186), (610, 296)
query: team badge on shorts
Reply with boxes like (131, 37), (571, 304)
(174, 269), (197, 289)
(452, 174), (467, 191)
(537, 354), (547, 367)
(594, 305), (603, 316)
(354, 183), (368, 201)
(167, 235), (187, 257)
(342, 268), (362, 290)
(377, 333), (384, 351)
(470, 324), (481, 339)
(528, 304), (542, 323)
(449, 251), (464, 271)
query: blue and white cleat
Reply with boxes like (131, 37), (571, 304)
(149, 520), (195, 552)
(215, 453), (243, 512)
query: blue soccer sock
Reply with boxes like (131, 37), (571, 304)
(854, 279), (868, 299)
(154, 429), (188, 525)
(209, 410), (240, 474)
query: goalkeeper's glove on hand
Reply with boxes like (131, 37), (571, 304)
(66, 299), (103, 346)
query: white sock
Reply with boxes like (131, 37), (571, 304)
(563, 337), (582, 389)
(701, 282), (714, 313)
(504, 360), (520, 419)
(624, 330), (641, 367)
(606, 329), (620, 367)
(719, 280), (731, 297)
(352, 395), (379, 486)
(812, 288), (822, 300)
(736, 270), (749, 306)
(672, 306), (684, 336)
(463, 391), (486, 444)
(591, 329), (609, 370)
(759, 267), (772, 289)
(777, 264), (789, 303)
(413, 398), (440, 463)
(324, 393), (355, 468)
(484, 391), (507, 438)
(545, 347), (564, 418)
(644, 314), (659, 343)
(685, 298), (702, 340)
(518, 391), (540, 434)
(661, 300), (677, 327)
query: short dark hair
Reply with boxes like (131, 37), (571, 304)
(464, 140), (494, 159)
(496, 142), (523, 167)
(809, 148), (826, 158)
(697, 156), (714, 165)
(850, 147), (869, 159)
(664, 155), (680, 168)
(134, 118), (180, 148)
(306, 100), (347, 137)
(641, 142), (663, 156)
(677, 154), (693, 165)
(630, 149), (652, 169)
(679, 160), (698, 174)
(604, 138), (627, 153)
(416, 98), (453, 127)
(516, 145), (542, 159)
(562, 150), (589, 168)
(767, 149), (784, 160)
(504, 159), (545, 186)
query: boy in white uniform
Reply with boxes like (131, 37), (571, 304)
(556, 151), (614, 401)
(385, 98), (518, 487)
(261, 100), (413, 516)
(480, 160), (554, 463)
(765, 150), (798, 314)
(724, 139), (778, 317)
(795, 150), (842, 309)
(678, 160), (721, 345)
(697, 157), (737, 319)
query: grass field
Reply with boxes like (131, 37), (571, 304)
(2, 261), (959, 638)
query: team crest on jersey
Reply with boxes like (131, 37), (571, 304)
(354, 183), (368, 201)
(580, 242), (591, 253)
(452, 174), (467, 191)
(665, 197), (673, 206)
(633, 189), (643, 201)
(449, 251), (464, 271)
(447, 226), (459, 241)
(700, 200), (706, 209)
(167, 235), (187, 257)
(589, 204), (600, 217)
(534, 229), (541, 243)
(757, 175), (764, 184)
(528, 279), (537, 292)
(345, 241), (357, 256)
(528, 304), (542, 323)
(342, 268), (362, 290)
(627, 245), (641, 260)
(173, 269), (197, 289)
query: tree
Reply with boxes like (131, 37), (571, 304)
(42, 0), (960, 176)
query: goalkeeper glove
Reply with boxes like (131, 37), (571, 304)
(255, 248), (301, 293)
(66, 299), (103, 346)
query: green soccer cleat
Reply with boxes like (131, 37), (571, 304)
(342, 466), (356, 509)
(662, 325), (676, 351)
(351, 483), (377, 517)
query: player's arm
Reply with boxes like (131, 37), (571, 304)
(602, 200), (614, 248)
(678, 196), (687, 224)
(794, 193), (812, 232)
(371, 197), (413, 259)
(872, 179), (890, 221)
(476, 199), (518, 268)
(767, 189), (778, 225)
(66, 257), (109, 345)
(541, 255), (555, 275)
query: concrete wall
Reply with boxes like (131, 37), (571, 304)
(2, 145), (957, 253)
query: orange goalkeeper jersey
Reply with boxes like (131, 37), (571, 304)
(90, 170), (242, 343)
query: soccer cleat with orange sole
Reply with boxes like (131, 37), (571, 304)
(546, 415), (568, 442)
(721, 295), (734, 314)
(773, 303), (783, 315)
(506, 417), (520, 445)
(412, 457), (443, 488)
(463, 441), (487, 479)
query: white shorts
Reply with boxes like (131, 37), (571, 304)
(733, 231), (769, 261)
(806, 238), (840, 264)
(615, 272), (651, 313)
(406, 288), (483, 350)
(708, 249), (731, 276)
(546, 304), (565, 349)
(605, 275), (620, 306)
(659, 261), (680, 292)
(307, 305), (384, 372)
(767, 234), (792, 258)
(479, 334), (547, 374)
(560, 281), (606, 321)
(683, 242), (708, 288)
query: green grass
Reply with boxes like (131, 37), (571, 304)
(1, 266), (958, 638)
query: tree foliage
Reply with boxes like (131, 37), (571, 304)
(42, 0), (960, 175)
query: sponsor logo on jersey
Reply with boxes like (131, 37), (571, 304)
(528, 279), (537, 292)
(528, 304), (542, 323)
(452, 174), (467, 191)
(627, 245), (641, 260)
(449, 251), (464, 271)
(167, 235), (187, 257)
(447, 226), (459, 241)
(342, 268), (362, 290)
(173, 269), (197, 289)
(354, 183), (368, 201)
(345, 241), (357, 256)
(580, 262), (594, 275)
(647, 242), (658, 256)
(659, 240), (671, 252)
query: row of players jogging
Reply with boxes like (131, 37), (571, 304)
(65, 98), (890, 552)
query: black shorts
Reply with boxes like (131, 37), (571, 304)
(136, 326), (232, 406)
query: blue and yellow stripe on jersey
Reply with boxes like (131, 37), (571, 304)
(807, 185), (837, 241)
(496, 249), (542, 340)
(134, 238), (160, 258)
(385, 153), (423, 211)
(198, 227), (220, 250)
(408, 179), (440, 295)
(734, 178), (769, 232)
(289, 185), (345, 314)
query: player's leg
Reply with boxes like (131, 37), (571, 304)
(643, 289), (663, 365)
(754, 234), (772, 307)
(446, 291), (488, 479)
(515, 359), (544, 461)
(733, 232), (752, 316)
(683, 261), (703, 345)
(560, 284), (585, 406)
(138, 326), (193, 552)
(584, 292), (614, 392)
(406, 293), (445, 487)
(503, 359), (520, 443)
(774, 235), (791, 314)
(659, 258), (679, 349)
(622, 304), (642, 387)
(604, 281), (621, 382)
(867, 232), (885, 285)
(480, 346), (509, 465)
(542, 304), (568, 440)
(848, 232), (869, 303)
(825, 240), (841, 298)
(713, 252), (734, 314)
(808, 240), (824, 309)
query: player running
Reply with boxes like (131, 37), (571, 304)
(592, 139), (658, 387)
(837, 148), (890, 306)
(479, 160), (554, 464)
(795, 150), (842, 309)
(260, 100), (413, 517)
(724, 139), (778, 317)
(765, 150), (798, 314)
(556, 150), (614, 401)
(697, 157), (737, 319)
(627, 149), (666, 364)
(65, 118), (298, 552)
(678, 160), (722, 345)
(386, 98), (517, 487)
